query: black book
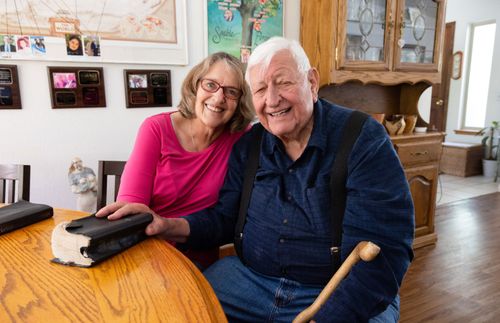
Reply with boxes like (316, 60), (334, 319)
(51, 213), (153, 267)
(0, 200), (53, 235)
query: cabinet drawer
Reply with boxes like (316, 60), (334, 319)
(394, 141), (442, 166)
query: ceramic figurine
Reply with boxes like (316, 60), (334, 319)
(68, 157), (97, 213)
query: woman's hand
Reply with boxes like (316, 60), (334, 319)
(95, 201), (149, 220)
(95, 201), (190, 241)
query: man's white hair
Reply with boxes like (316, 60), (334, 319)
(244, 37), (311, 88)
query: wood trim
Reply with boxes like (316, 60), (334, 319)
(331, 70), (439, 85)
(413, 232), (437, 249)
(300, 0), (335, 87)
(454, 129), (482, 136)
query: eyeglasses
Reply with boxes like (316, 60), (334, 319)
(200, 79), (242, 100)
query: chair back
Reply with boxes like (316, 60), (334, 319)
(0, 164), (30, 203)
(96, 160), (126, 209)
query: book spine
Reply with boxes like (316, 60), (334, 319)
(0, 208), (54, 235)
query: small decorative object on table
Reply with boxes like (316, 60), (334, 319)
(68, 157), (97, 213)
(414, 126), (428, 133)
(384, 115), (406, 135)
(403, 114), (417, 134)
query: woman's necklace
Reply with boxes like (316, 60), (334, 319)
(189, 119), (197, 150)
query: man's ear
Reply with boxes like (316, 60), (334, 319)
(308, 68), (320, 102)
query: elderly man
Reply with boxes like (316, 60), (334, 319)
(106, 37), (414, 322)
(0, 35), (16, 53)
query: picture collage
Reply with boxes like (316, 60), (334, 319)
(0, 34), (101, 58)
(0, 35), (46, 56)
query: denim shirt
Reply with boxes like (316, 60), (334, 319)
(185, 99), (414, 321)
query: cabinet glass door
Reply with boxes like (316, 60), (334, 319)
(394, 0), (444, 71)
(339, 0), (391, 70)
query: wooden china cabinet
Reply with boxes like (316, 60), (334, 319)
(301, 0), (447, 248)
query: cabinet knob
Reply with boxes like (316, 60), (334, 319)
(435, 99), (444, 106)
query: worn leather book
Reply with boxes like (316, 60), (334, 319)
(0, 200), (53, 235)
(51, 213), (153, 267)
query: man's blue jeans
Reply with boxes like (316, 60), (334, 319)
(204, 256), (399, 322)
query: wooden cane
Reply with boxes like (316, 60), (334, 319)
(292, 241), (381, 323)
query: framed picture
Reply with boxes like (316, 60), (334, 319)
(452, 51), (463, 80)
(48, 66), (106, 108)
(124, 69), (171, 108)
(0, 65), (22, 109)
(52, 72), (77, 89)
(128, 74), (148, 89)
(205, 0), (284, 62)
(0, 0), (188, 65)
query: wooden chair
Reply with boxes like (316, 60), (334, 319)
(0, 164), (30, 203)
(218, 243), (237, 258)
(96, 160), (126, 210)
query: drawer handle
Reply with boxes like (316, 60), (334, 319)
(411, 151), (429, 157)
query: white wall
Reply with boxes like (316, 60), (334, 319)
(445, 0), (500, 143)
(0, 0), (300, 209)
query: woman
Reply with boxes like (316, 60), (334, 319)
(16, 36), (31, 54)
(96, 52), (254, 268)
(66, 34), (83, 56)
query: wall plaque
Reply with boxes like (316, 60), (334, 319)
(124, 69), (171, 108)
(48, 66), (106, 108)
(0, 65), (22, 109)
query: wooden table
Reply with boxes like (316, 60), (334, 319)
(0, 207), (227, 322)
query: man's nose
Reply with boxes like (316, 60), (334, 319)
(265, 85), (280, 107)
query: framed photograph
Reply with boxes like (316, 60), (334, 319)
(128, 74), (148, 89)
(83, 35), (100, 57)
(48, 66), (106, 108)
(0, 65), (21, 109)
(30, 36), (46, 55)
(65, 34), (84, 56)
(52, 72), (77, 89)
(124, 69), (171, 108)
(205, 0), (284, 62)
(0, 0), (188, 65)
(452, 51), (463, 80)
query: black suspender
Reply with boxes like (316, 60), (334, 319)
(234, 123), (264, 261)
(329, 110), (369, 269)
(234, 111), (369, 271)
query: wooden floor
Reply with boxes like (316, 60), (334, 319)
(400, 192), (500, 323)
